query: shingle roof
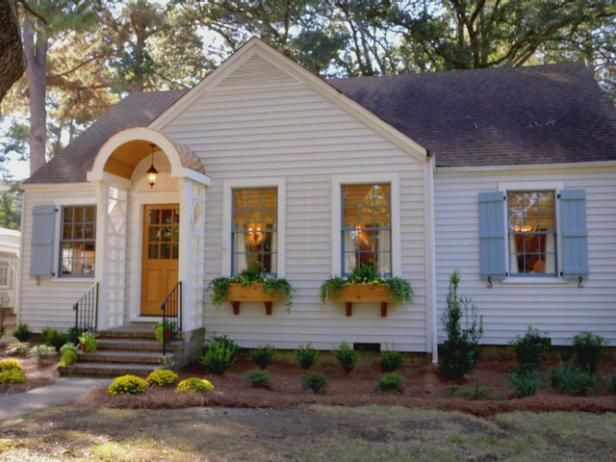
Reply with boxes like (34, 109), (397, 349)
(25, 62), (616, 184)
(329, 63), (616, 167)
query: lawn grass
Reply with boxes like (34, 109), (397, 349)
(0, 405), (614, 461)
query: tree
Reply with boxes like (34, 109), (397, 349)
(0, 0), (26, 102)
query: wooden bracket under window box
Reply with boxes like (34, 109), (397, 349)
(227, 283), (277, 315)
(330, 284), (393, 317)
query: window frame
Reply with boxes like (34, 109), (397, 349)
(340, 183), (393, 277)
(230, 186), (279, 276)
(58, 204), (97, 279)
(0, 261), (11, 289)
(222, 178), (286, 278)
(331, 174), (401, 277)
(498, 181), (564, 283)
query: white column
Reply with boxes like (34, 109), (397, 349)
(178, 178), (194, 331)
(94, 181), (109, 330)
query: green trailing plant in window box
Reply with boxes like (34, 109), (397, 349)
(320, 264), (413, 303)
(208, 267), (294, 308)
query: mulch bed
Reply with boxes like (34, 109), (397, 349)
(77, 353), (616, 417)
(0, 344), (59, 394)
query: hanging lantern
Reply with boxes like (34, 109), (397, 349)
(147, 144), (158, 188)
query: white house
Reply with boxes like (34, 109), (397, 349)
(0, 227), (20, 311)
(16, 39), (616, 373)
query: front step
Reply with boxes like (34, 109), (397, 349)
(97, 326), (157, 340)
(59, 362), (160, 377)
(78, 350), (165, 365)
(96, 338), (173, 352)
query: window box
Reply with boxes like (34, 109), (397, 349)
(227, 283), (278, 315)
(328, 283), (394, 317)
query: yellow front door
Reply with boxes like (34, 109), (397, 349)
(141, 204), (179, 316)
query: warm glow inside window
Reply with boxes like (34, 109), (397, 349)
(508, 191), (556, 276)
(232, 187), (277, 275)
(342, 183), (392, 275)
(60, 205), (96, 277)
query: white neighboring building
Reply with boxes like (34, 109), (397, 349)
(0, 227), (20, 312)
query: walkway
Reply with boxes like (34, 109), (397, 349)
(0, 377), (110, 421)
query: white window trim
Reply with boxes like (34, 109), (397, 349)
(498, 181), (567, 284)
(50, 198), (97, 282)
(0, 261), (11, 289)
(331, 173), (401, 277)
(222, 178), (286, 277)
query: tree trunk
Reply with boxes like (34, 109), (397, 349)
(23, 15), (48, 175)
(0, 0), (26, 101)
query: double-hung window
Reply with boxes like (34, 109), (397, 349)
(59, 205), (96, 277)
(231, 187), (278, 275)
(341, 183), (392, 276)
(507, 191), (557, 276)
(0, 261), (11, 288)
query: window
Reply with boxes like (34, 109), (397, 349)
(507, 191), (556, 276)
(0, 261), (11, 288)
(232, 187), (277, 275)
(341, 183), (392, 275)
(59, 205), (96, 277)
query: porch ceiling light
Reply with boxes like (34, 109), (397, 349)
(147, 144), (158, 188)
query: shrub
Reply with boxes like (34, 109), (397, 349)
(438, 271), (483, 380)
(334, 342), (358, 374)
(380, 349), (404, 373)
(510, 369), (538, 397)
(377, 372), (405, 393)
(250, 345), (275, 369)
(154, 322), (176, 344)
(200, 337), (239, 374)
(176, 377), (215, 393)
(572, 332), (605, 373)
(6, 342), (30, 356)
(79, 332), (97, 353)
(28, 344), (57, 360)
(607, 374), (616, 394)
(0, 368), (26, 384)
(59, 350), (78, 367)
(0, 358), (22, 372)
(302, 371), (328, 393)
(295, 343), (319, 370)
(512, 327), (551, 371)
(60, 342), (79, 355)
(462, 383), (490, 400)
(13, 324), (33, 343)
(42, 327), (68, 352)
(245, 369), (271, 389)
(67, 327), (85, 344)
(550, 364), (596, 396)
(108, 375), (149, 395)
(146, 369), (179, 387)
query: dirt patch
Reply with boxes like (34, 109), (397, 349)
(0, 344), (59, 394)
(76, 353), (616, 417)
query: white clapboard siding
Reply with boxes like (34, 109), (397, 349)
(434, 168), (616, 345)
(19, 185), (97, 332)
(161, 53), (430, 351)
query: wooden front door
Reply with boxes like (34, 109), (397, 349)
(141, 204), (179, 316)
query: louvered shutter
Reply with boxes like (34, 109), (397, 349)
(559, 190), (589, 280)
(479, 192), (507, 280)
(31, 205), (57, 277)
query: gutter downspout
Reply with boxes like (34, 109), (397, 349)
(426, 152), (439, 363)
(14, 188), (26, 324)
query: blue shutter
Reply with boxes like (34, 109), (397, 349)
(479, 192), (507, 280)
(559, 189), (589, 280)
(31, 205), (57, 277)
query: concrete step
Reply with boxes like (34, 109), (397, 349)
(59, 362), (160, 377)
(97, 328), (157, 340)
(96, 338), (180, 352)
(78, 350), (167, 365)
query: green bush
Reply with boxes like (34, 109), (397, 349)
(0, 358), (22, 372)
(510, 369), (538, 397)
(176, 377), (215, 393)
(334, 342), (358, 374)
(438, 271), (483, 380)
(380, 349), (403, 373)
(302, 371), (328, 393)
(512, 327), (551, 371)
(60, 342), (79, 356)
(42, 327), (68, 352)
(245, 369), (271, 389)
(108, 375), (149, 395)
(572, 332), (605, 373)
(250, 345), (275, 369)
(59, 349), (77, 367)
(550, 364), (596, 396)
(295, 343), (319, 370)
(462, 383), (490, 400)
(607, 374), (616, 394)
(146, 369), (179, 387)
(0, 368), (26, 384)
(376, 372), (404, 393)
(66, 327), (84, 345)
(79, 332), (97, 353)
(13, 324), (32, 342)
(200, 337), (239, 374)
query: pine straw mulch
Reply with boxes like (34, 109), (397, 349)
(0, 344), (59, 394)
(75, 354), (616, 417)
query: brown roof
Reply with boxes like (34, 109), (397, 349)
(26, 62), (616, 184)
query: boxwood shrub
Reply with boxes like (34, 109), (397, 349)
(108, 375), (149, 395)
(146, 369), (179, 387)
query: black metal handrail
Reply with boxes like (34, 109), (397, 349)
(74, 282), (99, 333)
(160, 281), (182, 355)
